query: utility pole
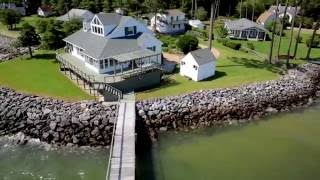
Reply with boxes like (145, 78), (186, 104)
(209, 1), (215, 50)
(268, 0), (280, 64)
(306, 21), (319, 61)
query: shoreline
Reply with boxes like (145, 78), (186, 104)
(0, 63), (319, 147)
(136, 63), (320, 142)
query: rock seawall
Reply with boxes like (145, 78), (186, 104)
(0, 88), (118, 146)
(136, 63), (320, 141)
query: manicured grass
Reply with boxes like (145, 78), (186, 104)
(0, 15), (54, 38)
(136, 42), (282, 100)
(231, 30), (320, 60)
(0, 50), (93, 101)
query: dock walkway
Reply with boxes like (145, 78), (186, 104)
(107, 94), (136, 180)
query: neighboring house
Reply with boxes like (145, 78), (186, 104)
(57, 13), (163, 99)
(189, 19), (205, 30)
(257, 5), (300, 27)
(180, 48), (216, 82)
(224, 18), (268, 40)
(37, 5), (53, 17)
(0, 3), (26, 15)
(57, 8), (94, 22)
(150, 9), (187, 34)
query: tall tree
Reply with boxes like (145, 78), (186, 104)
(276, 0), (289, 59)
(252, 0), (256, 21)
(293, 0), (304, 59)
(240, 0), (243, 18)
(17, 23), (40, 57)
(268, 0), (280, 64)
(286, 0), (298, 68)
(144, 0), (164, 32)
(306, 21), (319, 61)
(103, 0), (113, 12)
(0, 9), (21, 30)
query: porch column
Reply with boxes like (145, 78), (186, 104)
(140, 58), (143, 72)
(113, 59), (116, 76)
(264, 32), (266, 41)
(239, 30), (242, 39)
(132, 59), (134, 70)
(121, 63), (123, 74)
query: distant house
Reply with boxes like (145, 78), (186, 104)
(57, 8), (94, 22)
(150, 9), (187, 34)
(180, 48), (216, 82)
(257, 5), (300, 27)
(37, 5), (53, 17)
(224, 18), (268, 41)
(189, 19), (205, 30)
(0, 3), (26, 15)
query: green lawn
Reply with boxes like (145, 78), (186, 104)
(231, 30), (320, 60)
(0, 15), (54, 38)
(136, 41), (282, 100)
(0, 50), (93, 101)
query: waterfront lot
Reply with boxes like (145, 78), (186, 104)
(0, 50), (93, 101)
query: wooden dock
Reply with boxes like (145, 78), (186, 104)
(107, 94), (136, 180)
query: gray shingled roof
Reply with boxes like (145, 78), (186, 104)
(165, 9), (185, 16)
(96, 13), (122, 25)
(190, 48), (216, 66)
(268, 5), (300, 15)
(57, 9), (94, 21)
(64, 30), (157, 60)
(225, 18), (267, 31)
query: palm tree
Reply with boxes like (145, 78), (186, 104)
(286, 0), (298, 68)
(306, 21), (320, 61)
(276, 0), (289, 59)
(293, 0), (304, 59)
(240, 0), (243, 18)
(268, 0), (280, 64)
(252, 0), (256, 21)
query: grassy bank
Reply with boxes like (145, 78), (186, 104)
(0, 50), (93, 101)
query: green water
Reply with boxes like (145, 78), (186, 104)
(137, 103), (320, 180)
(0, 141), (108, 180)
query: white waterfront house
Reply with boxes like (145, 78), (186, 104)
(224, 18), (268, 41)
(188, 19), (205, 30)
(180, 48), (216, 81)
(257, 5), (300, 27)
(62, 12), (163, 74)
(150, 9), (187, 34)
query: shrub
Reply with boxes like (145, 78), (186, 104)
(217, 38), (228, 45)
(240, 47), (249, 53)
(216, 25), (228, 38)
(176, 35), (199, 54)
(195, 7), (208, 21)
(225, 41), (241, 50)
(247, 42), (255, 50)
(306, 35), (320, 48)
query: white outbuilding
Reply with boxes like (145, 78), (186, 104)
(180, 48), (216, 81)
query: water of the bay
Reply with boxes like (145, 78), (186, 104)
(0, 140), (109, 180)
(137, 103), (320, 180)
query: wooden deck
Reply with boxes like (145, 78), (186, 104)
(108, 94), (136, 180)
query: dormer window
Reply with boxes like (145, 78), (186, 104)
(125, 26), (137, 36)
(93, 18), (101, 25)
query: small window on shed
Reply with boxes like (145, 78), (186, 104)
(193, 65), (198, 70)
(181, 61), (185, 65)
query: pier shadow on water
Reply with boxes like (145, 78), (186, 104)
(135, 118), (156, 180)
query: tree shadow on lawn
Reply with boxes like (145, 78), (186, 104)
(201, 71), (227, 81)
(32, 53), (56, 60)
(228, 57), (282, 74)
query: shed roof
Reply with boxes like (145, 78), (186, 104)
(257, 11), (274, 24)
(189, 48), (216, 66)
(225, 18), (267, 31)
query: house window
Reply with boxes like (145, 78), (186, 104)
(89, 58), (93, 65)
(147, 46), (156, 51)
(125, 26), (137, 36)
(110, 59), (114, 67)
(173, 24), (176, 29)
(178, 24), (181, 29)
(100, 60), (104, 69)
(171, 16), (174, 22)
(176, 16), (179, 21)
(193, 65), (198, 70)
(181, 61), (185, 65)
